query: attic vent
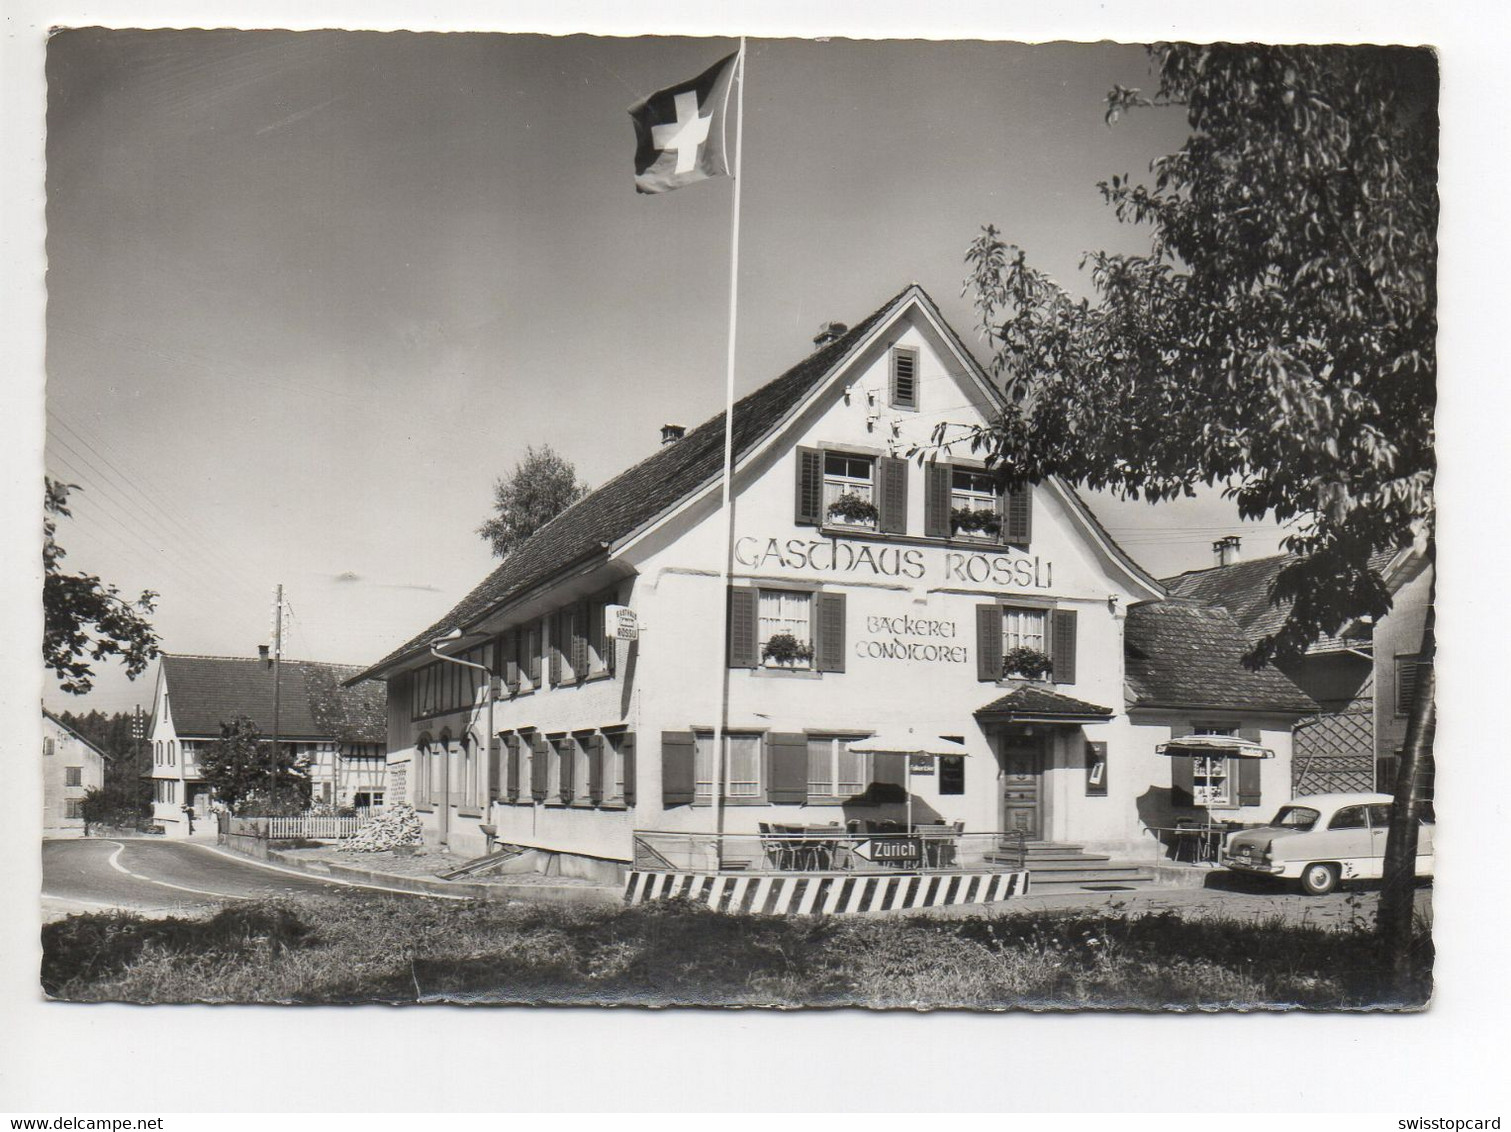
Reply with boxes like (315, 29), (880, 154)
(813, 321), (848, 349)
(890, 347), (918, 410)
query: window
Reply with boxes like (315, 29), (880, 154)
(556, 606), (580, 684)
(823, 453), (876, 529)
(807, 735), (868, 798)
(64, 766), (83, 787)
(1328, 805), (1369, 831)
(168, 741), (175, 766)
(67, 799), (84, 819)
(1367, 803), (1394, 828)
(43, 737), (54, 757)
(758, 589), (813, 668)
(695, 732), (763, 799)
(572, 733), (593, 803)
(548, 735), (569, 802)
(1002, 607), (1048, 654)
(950, 468), (998, 540)
(1272, 805), (1321, 831)
(1396, 654), (1423, 717)
(152, 779), (177, 804)
(1191, 726), (1233, 806)
(604, 731), (628, 803)
(155, 741), (163, 765)
(889, 347), (919, 409)
(939, 755), (965, 795)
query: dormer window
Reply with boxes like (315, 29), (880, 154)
(889, 347), (918, 410)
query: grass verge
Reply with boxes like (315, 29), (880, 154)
(41, 895), (1432, 1009)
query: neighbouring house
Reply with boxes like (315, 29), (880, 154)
(42, 709), (108, 836)
(1164, 538), (1434, 796)
(349, 283), (1316, 879)
(147, 653), (387, 834)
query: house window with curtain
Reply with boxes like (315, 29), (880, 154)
(822, 453), (876, 530)
(1002, 607), (1048, 654)
(694, 732), (763, 799)
(806, 735), (868, 799)
(65, 766), (83, 787)
(758, 589), (813, 668)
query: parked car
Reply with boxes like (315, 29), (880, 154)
(1222, 792), (1435, 895)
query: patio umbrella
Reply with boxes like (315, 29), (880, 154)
(849, 728), (970, 832)
(1155, 734), (1274, 759)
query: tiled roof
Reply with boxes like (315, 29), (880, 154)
(1123, 600), (1317, 715)
(975, 685), (1115, 721)
(161, 654), (385, 742)
(1161, 548), (1396, 645)
(356, 284), (921, 680)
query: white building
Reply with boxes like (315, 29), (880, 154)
(353, 284), (1315, 883)
(42, 709), (108, 836)
(147, 653), (387, 834)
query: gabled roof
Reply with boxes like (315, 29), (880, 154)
(974, 685), (1115, 723)
(1123, 599), (1317, 716)
(160, 654), (385, 742)
(353, 282), (1162, 682)
(42, 708), (115, 763)
(1161, 548), (1397, 646)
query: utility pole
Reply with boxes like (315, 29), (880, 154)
(266, 584), (285, 801)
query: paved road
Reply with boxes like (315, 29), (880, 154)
(41, 837), (430, 921)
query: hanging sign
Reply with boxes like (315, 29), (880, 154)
(908, 755), (936, 776)
(605, 605), (639, 641)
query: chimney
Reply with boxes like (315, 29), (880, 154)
(813, 321), (848, 349)
(660, 423), (685, 446)
(1213, 536), (1242, 568)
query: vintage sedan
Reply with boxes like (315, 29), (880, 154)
(1222, 792), (1435, 895)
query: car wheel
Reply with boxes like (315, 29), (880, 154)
(1299, 862), (1340, 896)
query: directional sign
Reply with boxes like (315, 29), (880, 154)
(852, 837), (922, 864)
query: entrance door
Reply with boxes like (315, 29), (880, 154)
(1000, 733), (1044, 840)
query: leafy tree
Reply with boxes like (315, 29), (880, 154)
(197, 714), (310, 813)
(79, 781), (151, 834)
(44, 479), (160, 694)
(958, 44), (1436, 991)
(477, 445), (590, 558)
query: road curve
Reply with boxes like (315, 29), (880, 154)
(41, 837), (432, 920)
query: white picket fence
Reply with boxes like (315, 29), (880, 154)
(262, 814), (364, 840)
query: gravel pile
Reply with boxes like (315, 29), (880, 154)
(342, 803), (423, 852)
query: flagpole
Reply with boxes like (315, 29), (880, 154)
(712, 39), (746, 845)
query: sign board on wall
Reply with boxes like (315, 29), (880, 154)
(605, 605), (639, 641)
(908, 755), (936, 776)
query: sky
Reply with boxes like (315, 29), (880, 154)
(43, 31), (1326, 714)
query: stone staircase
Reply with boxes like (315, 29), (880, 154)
(987, 841), (1158, 895)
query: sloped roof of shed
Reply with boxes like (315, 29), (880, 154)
(161, 654), (385, 742)
(1123, 599), (1317, 715)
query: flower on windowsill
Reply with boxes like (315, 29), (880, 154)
(950, 506), (1002, 537)
(1002, 646), (1053, 681)
(761, 633), (815, 666)
(826, 493), (879, 525)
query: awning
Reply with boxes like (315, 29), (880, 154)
(848, 729), (970, 758)
(974, 685), (1115, 725)
(1156, 734), (1274, 759)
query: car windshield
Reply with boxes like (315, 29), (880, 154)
(1270, 806), (1321, 831)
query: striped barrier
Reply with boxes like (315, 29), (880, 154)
(623, 870), (1030, 915)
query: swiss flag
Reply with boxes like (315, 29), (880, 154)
(628, 52), (739, 194)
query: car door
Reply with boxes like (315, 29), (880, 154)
(1320, 804), (1371, 880)
(1366, 803), (1393, 879)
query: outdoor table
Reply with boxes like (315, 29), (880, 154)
(1149, 825), (1223, 864)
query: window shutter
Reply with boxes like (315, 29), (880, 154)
(549, 612), (563, 686)
(571, 602), (589, 678)
(890, 348), (918, 409)
(505, 734), (521, 801)
(924, 461), (952, 538)
(814, 591), (847, 672)
(727, 586), (759, 668)
(1003, 483), (1033, 545)
(878, 456), (908, 534)
(558, 738), (574, 803)
(621, 732), (636, 806)
(1051, 609), (1078, 685)
(488, 735), (502, 803)
(768, 732), (809, 803)
(530, 734), (549, 801)
(1236, 726), (1263, 806)
(588, 733), (605, 805)
(1171, 754), (1195, 808)
(528, 623), (542, 684)
(504, 630), (521, 694)
(662, 731), (696, 806)
(976, 604), (1002, 682)
(794, 447), (823, 526)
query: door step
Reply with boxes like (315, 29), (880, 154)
(989, 842), (1158, 892)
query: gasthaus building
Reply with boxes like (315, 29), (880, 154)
(351, 284), (1315, 911)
